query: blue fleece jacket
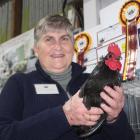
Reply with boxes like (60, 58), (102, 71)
(0, 61), (134, 140)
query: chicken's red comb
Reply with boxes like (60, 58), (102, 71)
(108, 43), (121, 57)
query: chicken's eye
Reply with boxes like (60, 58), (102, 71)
(108, 53), (112, 58)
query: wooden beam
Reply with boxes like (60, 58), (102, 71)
(12, 0), (23, 37)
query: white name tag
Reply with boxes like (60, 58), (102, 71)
(34, 84), (59, 94)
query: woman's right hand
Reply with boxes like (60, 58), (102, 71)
(63, 90), (104, 126)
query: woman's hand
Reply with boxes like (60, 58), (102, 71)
(63, 90), (104, 126)
(100, 86), (125, 123)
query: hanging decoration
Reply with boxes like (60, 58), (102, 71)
(74, 32), (92, 66)
(62, 0), (84, 30)
(119, 0), (140, 80)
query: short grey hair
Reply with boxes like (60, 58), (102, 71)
(34, 14), (74, 44)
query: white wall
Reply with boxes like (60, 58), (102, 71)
(99, 0), (124, 27)
(83, 0), (98, 30)
(83, 0), (120, 29)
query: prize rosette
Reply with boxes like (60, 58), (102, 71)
(119, 0), (140, 80)
(74, 32), (92, 66)
(119, 0), (140, 26)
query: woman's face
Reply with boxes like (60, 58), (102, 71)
(34, 29), (74, 73)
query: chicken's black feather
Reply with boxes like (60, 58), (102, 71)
(74, 44), (122, 138)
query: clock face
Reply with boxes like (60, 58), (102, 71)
(119, 1), (140, 25)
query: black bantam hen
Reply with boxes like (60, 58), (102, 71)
(75, 43), (122, 138)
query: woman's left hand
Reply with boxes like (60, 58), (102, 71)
(100, 86), (125, 123)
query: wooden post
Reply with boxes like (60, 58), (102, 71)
(12, 0), (23, 37)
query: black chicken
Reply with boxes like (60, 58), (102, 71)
(75, 43), (122, 138)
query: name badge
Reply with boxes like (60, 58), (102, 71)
(34, 84), (59, 94)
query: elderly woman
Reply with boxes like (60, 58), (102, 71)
(0, 15), (134, 140)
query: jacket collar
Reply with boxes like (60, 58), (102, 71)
(35, 60), (86, 80)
